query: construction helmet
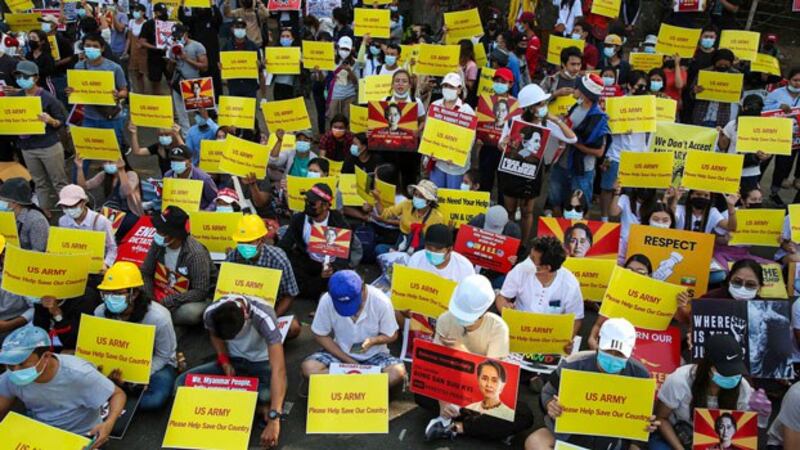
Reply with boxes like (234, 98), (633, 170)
(232, 214), (268, 243)
(517, 83), (551, 108)
(98, 262), (144, 291)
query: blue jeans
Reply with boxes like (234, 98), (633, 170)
(139, 365), (177, 411)
(175, 357), (272, 403)
(647, 431), (673, 450)
(429, 167), (464, 189)
(547, 164), (596, 207)
(51, 75), (68, 107)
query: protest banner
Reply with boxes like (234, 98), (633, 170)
(217, 96), (256, 129)
(656, 97), (678, 122)
(355, 166), (372, 204)
(155, 20), (175, 48)
(538, 218), (621, 258)
(411, 340), (520, 421)
(4, 13), (41, 32)
(0, 96), (44, 135)
(353, 8), (390, 38)
(189, 211), (242, 254)
(374, 177), (395, 208)
(308, 225), (352, 259)
(762, 108), (800, 150)
(606, 95), (657, 134)
(0, 412), (90, 449)
(550, 94), (578, 117)
(163, 387), (257, 450)
(600, 266), (683, 330)
(555, 442), (589, 450)
(367, 101), (418, 152)
(503, 309), (575, 355)
(199, 139), (226, 174)
(398, 44), (419, 69)
(758, 262), (788, 299)
(629, 52), (664, 72)
(265, 132), (296, 153)
(476, 67), (496, 96)
(692, 408), (757, 450)
(626, 224), (714, 297)
(338, 173), (362, 206)
(633, 326), (681, 392)
(416, 44), (460, 76)
(302, 40), (335, 71)
(681, 150), (743, 194)
(214, 262), (281, 305)
(359, 75), (394, 103)
(2, 245), (89, 299)
(562, 257), (616, 301)
(0, 212), (19, 247)
(350, 104), (368, 133)
(454, 225), (520, 273)
(736, 116), (793, 155)
(67, 69), (115, 105)
(555, 369), (656, 441)
(323, 157), (343, 178)
(651, 122), (717, 185)
(400, 314), (436, 362)
(656, 23), (702, 58)
(162, 177), (203, 212)
(6, 0), (33, 12)
(116, 216), (155, 265)
(219, 135), (269, 178)
(719, 30), (760, 61)
(262, 97), (311, 132)
(547, 35), (585, 65)
(443, 8), (483, 43)
(497, 119), (549, 180)
(184, 0), (212, 6)
(437, 188), (490, 228)
(390, 265), (456, 318)
(70, 125), (120, 161)
(791, 204), (800, 242)
(418, 105), (477, 167)
(265, 47), (301, 75)
(729, 209), (784, 247)
(101, 207), (126, 235)
(46, 227), (105, 273)
(268, 0), (301, 10)
(591, 0), (621, 18)
(129, 93), (174, 128)
(751, 53), (781, 76)
(307, 373), (389, 433)
(675, 0), (705, 11)
(180, 77), (215, 111)
(476, 94), (522, 146)
(75, 314), (155, 384)
(618, 151), (674, 189)
(696, 71), (744, 103)
(286, 175), (337, 211)
(184, 374), (259, 391)
(220, 51), (259, 79)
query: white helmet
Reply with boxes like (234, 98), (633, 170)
(448, 274), (495, 324)
(517, 84), (551, 108)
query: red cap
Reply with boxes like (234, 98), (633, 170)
(519, 12), (535, 23)
(766, 33), (778, 43)
(494, 68), (514, 83)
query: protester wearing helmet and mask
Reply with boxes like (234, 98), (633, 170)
(164, 146), (219, 210)
(598, 34), (630, 86)
(428, 72), (476, 189)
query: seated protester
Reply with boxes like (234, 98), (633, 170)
(175, 294), (287, 448)
(373, 179), (446, 255)
(525, 318), (659, 450)
(0, 326), (126, 448)
(408, 224), (475, 282)
(95, 262), (177, 411)
(212, 188), (241, 212)
(185, 109), (219, 165)
(318, 114), (354, 162)
(128, 122), (183, 176)
(74, 156), (144, 239)
(33, 288), (98, 353)
(495, 236), (583, 352)
(701, 258), (763, 300)
(468, 205), (522, 288)
(141, 206), (217, 326)
(460, 169), (481, 191)
(278, 183), (360, 300)
(0, 178), (48, 251)
(341, 132), (382, 175)
(302, 270), (405, 389)
(421, 275), (534, 441)
(652, 334), (770, 450)
(428, 72), (476, 190)
(0, 236), (33, 342)
(307, 158), (329, 178)
(268, 129), (317, 183)
(345, 164), (405, 246)
(674, 190), (737, 245)
(218, 173), (271, 217)
(766, 381), (800, 448)
(56, 185), (117, 270)
(164, 146), (218, 211)
(228, 215), (301, 339)
(610, 186), (658, 263)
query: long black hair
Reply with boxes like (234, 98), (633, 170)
(690, 357), (740, 414)
(103, 288), (151, 323)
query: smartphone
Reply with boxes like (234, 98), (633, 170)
(83, 435), (97, 450)
(350, 342), (365, 354)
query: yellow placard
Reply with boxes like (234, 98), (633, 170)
(550, 94), (578, 116)
(503, 309), (575, 355)
(618, 151), (674, 189)
(696, 70), (744, 104)
(651, 122), (718, 186)
(375, 177), (395, 208)
(719, 30), (760, 61)
(265, 132), (296, 153)
(0, 412), (90, 450)
(398, 44), (418, 69)
(324, 157), (343, 179)
(338, 173), (363, 207)
(729, 208), (784, 247)
(199, 139), (227, 174)
(5, 13), (42, 31)
(416, 44), (460, 77)
(759, 262), (788, 299)
(476, 67), (496, 96)
(163, 387), (257, 450)
(418, 117), (474, 167)
(70, 125), (119, 161)
(444, 8), (483, 43)
(790, 204), (800, 243)
(47, 35), (60, 60)
(218, 95), (256, 129)
(0, 211), (20, 247)
(591, 0), (621, 18)
(390, 265), (456, 318)
(0, 96), (44, 135)
(555, 442), (589, 450)
(307, 373), (389, 434)
(262, 97), (312, 132)
(556, 369), (656, 442)
(606, 95), (657, 134)
(655, 97), (677, 122)
(220, 50), (259, 80)
(751, 53), (781, 76)
(358, 74), (393, 103)
(214, 262), (281, 305)
(162, 177), (203, 212)
(737, 116), (793, 155)
(265, 47), (301, 75)
(354, 8), (390, 39)
(436, 188), (490, 228)
(67, 69), (115, 106)
(129, 92), (174, 128)
(655, 24), (702, 59)
(47, 227), (105, 273)
(562, 257), (616, 302)
(474, 42), (488, 67)
(681, 150), (743, 194)
(7, 0), (34, 13)
(350, 104), (368, 133)
(363, 0), (391, 4)
(286, 175), (337, 211)
(189, 211), (242, 254)
(599, 267), (682, 330)
(355, 166), (372, 204)
(1, 245), (90, 299)
(629, 52), (664, 72)
(302, 40), (335, 71)
(185, 0), (211, 6)
(547, 35), (585, 65)
(219, 134), (269, 178)
(75, 314), (155, 384)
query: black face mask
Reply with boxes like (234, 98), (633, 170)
(716, 65), (731, 72)
(689, 197), (710, 210)
(28, 41), (39, 51)
(747, 202), (762, 209)
(304, 201), (319, 217)
(633, 85), (647, 95)
(663, 60), (675, 69)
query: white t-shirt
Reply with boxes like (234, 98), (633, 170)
(430, 99), (477, 175)
(675, 205), (726, 234)
(722, 119), (761, 178)
(499, 117), (578, 165)
(408, 249), (475, 284)
(500, 262), (584, 319)
(658, 364), (753, 425)
(556, 0), (583, 35)
(607, 132), (650, 162)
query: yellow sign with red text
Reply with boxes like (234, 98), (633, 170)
(70, 125), (120, 161)
(199, 139), (227, 174)
(0, 412), (90, 450)
(719, 30), (760, 61)
(1, 245), (90, 299)
(751, 53), (781, 76)
(729, 209), (784, 247)
(600, 267), (683, 330)
(630, 52), (664, 72)
(265, 47), (301, 75)
(562, 257), (616, 301)
(47, 227), (106, 273)
(214, 262), (281, 305)
(0, 96), (45, 135)
(67, 69), (115, 106)
(390, 264), (456, 318)
(0, 211), (20, 247)
(129, 93), (174, 128)
(443, 8), (483, 43)
(218, 96), (256, 129)
(261, 97), (311, 132)
(354, 8), (390, 39)
(655, 24), (701, 58)
(416, 44), (460, 77)
(737, 116), (793, 155)
(286, 176), (337, 211)
(790, 204), (800, 243)
(189, 211), (242, 254)
(219, 134), (269, 178)
(75, 314), (155, 384)
(503, 309), (575, 355)
(606, 95), (657, 134)
(307, 373), (389, 434)
(547, 35), (585, 65)
(418, 117), (474, 167)
(591, 0), (621, 18)
(681, 150), (743, 194)
(162, 177), (203, 212)
(436, 188), (491, 228)
(220, 51), (259, 79)
(302, 40), (335, 71)
(656, 97), (677, 122)
(696, 71), (744, 104)
(618, 151), (674, 189)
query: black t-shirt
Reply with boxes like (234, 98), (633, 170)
(147, 143), (171, 176)
(54, 33), (75, 76)
(140, 19), (165, 62)
(342, 153), (382, 175)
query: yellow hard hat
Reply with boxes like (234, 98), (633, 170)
(98, 262), (144, 291)
(232, 215), (268, 243)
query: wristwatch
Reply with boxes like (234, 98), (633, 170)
(267, 409), (287, 421)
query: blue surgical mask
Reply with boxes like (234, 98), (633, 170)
(103, 163), (118, 175)
(650, 80), (663, 92)
(370, 46), (381, 56)
(42, 23), (52, 33)
(16, 77), (34, 90)
(701, 37), (715, 49)
(133, 11), (142, 20)
(9, 361), (44, 386)
(76, 8), (87, 17)
(493, 82), (509, 95)
(64, 206), (83, 219)
(425, 250), (446, 266)
(412, 197), (427, 210)
(237, 243), (259, 259)
(644, 46), (656, 54)
(516, 23), (525, 33)
(455, 316), (473, 327)
(194, 115), (207, 126)
(280, 37), (292, 47)
(296, 140), (311, 153)
(104, 294), (129, 314)
(159, 135), (173, 146)
(384, 55), (397, 66)
(788, 85), (800, 94)
(350, 144), (360, 156)
(597, 351), (627, 374)
(603, 46), (616, 58)
(537, 106), (548, 118)
(84, 47), (102, 61)
(171, 161), (187, 174)
(602, 76), (615, 87)
(570, 33), (581, 40)
(0, 200), (10, 212)
(152, 233), (167, 247)
(234, 28), (247, 39)
(712, 371), (742, 390)
(216, 205), (234, 213)
(564, 210), (583, 220)
(460, 182), (471, 191)
(307, 171), (321, 179)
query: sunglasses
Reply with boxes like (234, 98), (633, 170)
(730, 278), (759, 290)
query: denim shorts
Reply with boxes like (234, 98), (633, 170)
(306, 350), (403, 369)
(600, 160), (620, 191)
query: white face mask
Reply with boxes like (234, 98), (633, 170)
(650, 221), (670, 229)
(729, 284), (757, 300)
(338, 49), (350, 60)
(442, 87), (459, 102)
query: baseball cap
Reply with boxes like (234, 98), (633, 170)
(337, 36), (353, 50)
(172, 23), (187, 37)
(493, 68), (514, 83)
(484, 205), (509, 234)
(0, 326), (51, 365)
(152, 206), (189, 239)
(442, 72), (463, 88)
(169, 146), (191, 161)
(215, 188), (239, 204)
(232, 17), (247, 28)
(424, 224), (452, 248)
(448, 274), (495, 323)
(707, 334), (747, 376)
(154, 2), (168, 13)
(56, 184), (88, 207)
(604, 34), (623, 46)
(598, 318), (636, 359)
(643, 34), (658, 46)
(305, 183), (333, 203)
(328, 270), (363, 317)
(14, 60), (38, 77)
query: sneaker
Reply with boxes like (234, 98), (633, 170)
(770, 193), (786, 208)
(425, 417), (456, 441)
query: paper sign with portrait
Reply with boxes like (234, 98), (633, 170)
(367, 101), (418, 152)
(537, 217), (621, 259)
(476, 94), (521, 146)
(497, 119), (549, 180)
(307, 225), (351, 259)
(692, 408), (757, 450)
(180, 77), (215, 111)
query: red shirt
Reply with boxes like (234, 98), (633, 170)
(583, 43), (599, 70)
(525, 33), (541, 78)
(663, 67), (688, 102)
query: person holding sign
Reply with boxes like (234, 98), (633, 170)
(0, 178), (49, 252)
(221, 18), (262, 98)
(166, 24), (208, 134)
(717, 95), (772, 191)
(95, 262), (178, 411)
(0, 236), (33, 342)
(318, 114), (354, 162)
(164, 146), (218, 210)
(690, 49), (738, 128)
(74, 155), (143, 238)
(374, 180), (446, 255)
(270, 28), (300, 101)
(56, 185), (117, 270)
(428, 72), (476, 189)
(701, 258), (764, 300)
(222, 0), (270, 47)
(540, 46), (583, 99)
(328, 36), (358, 121)
(598, 34), (631, 87)
(674, 190), (738, 237)
(408, 223), (474, 283)
(128, 122), (184, 176)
